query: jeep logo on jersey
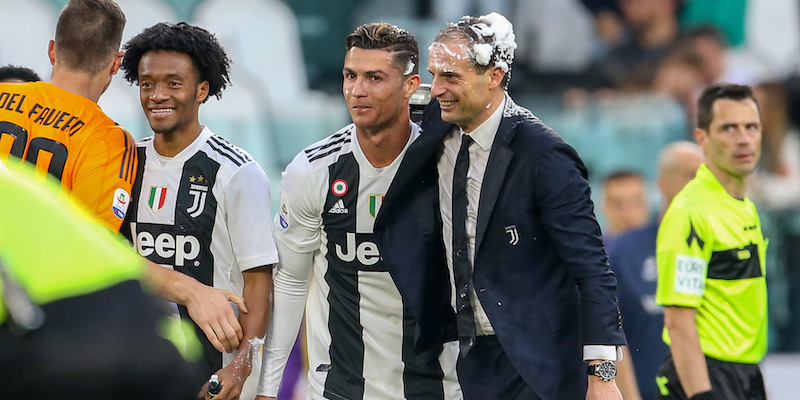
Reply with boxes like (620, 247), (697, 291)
(136, 231), (201, 267)
(334, 232), (380, 266)
(187, 178), (209, 218)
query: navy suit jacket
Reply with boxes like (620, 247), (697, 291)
(375, 97), (626, 399)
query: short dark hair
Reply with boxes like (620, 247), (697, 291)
(0, 65), (42, 83)
(345, 23), (419, 76)
(604, 169), (645, 185)
(121, 22), (231, 103)
(434, 16), (514, 89)
(697, 83), (760, 131)
(54, 0), (126, 75)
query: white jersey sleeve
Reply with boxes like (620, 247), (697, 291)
(224, 161), (279, 271)
(259, 152), (325, 396)
(273, 151), (326, 252)
(259, 240), (314, 396)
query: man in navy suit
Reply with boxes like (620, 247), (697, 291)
(374, 13), (626, 400)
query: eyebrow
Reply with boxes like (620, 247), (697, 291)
(720, 121), (761, 128)
(428, 68), (459, 75)
(343, 67), (388, 76)
(139, 72), (187, 80)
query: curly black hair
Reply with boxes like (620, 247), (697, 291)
(121, 22), (231, 102)
(0, 64), (42, 82)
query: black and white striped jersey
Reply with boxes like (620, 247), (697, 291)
(124, 126), (278, 396)
(263, 122), (461, 400)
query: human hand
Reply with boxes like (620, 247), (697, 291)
(185, 283), (248, 353)
(586, 377), (623, 400)
(201, 362), (252, 400)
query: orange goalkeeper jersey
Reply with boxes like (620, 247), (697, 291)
(0, 81), (136, 232)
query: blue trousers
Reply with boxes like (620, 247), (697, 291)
(457, 335), (542, 400)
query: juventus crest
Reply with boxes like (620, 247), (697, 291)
(187, 175), (209, 218)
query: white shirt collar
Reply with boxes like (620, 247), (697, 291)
(460, 96), (506, 151)
(147, 125), (211, 167)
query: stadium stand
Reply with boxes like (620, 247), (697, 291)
(2, 3), (799, 396)
(0, 0), (57, 80)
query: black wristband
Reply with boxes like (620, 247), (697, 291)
(688, 390), (715, 400)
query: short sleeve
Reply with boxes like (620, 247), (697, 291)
(273, 152), (324, 253)
(71, 126), (137, 232)
(655, 206), (712, 308)
(224, 161), (279, 272)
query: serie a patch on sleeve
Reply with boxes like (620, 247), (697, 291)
(112, 187), (131, 220)
(674, 255), (707, 296)
(278, 202), (290, 229)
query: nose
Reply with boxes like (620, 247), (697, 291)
(350, 77), (368, 98)
(734, 126), (755, 144)
(149, 83), (169, 102)
(736, 131), (750, 145)
(430, 76), (446, 99)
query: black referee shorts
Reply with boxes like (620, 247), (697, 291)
(655, 353), (766, 400)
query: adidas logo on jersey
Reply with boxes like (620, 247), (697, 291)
(328, 199), (349, 214)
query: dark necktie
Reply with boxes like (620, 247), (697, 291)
(452, 134), (476, 354)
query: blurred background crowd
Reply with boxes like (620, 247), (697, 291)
(3, 0), (800, 396)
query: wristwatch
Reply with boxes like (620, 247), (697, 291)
(587, 360), (617, 382)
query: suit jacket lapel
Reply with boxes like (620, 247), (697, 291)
(377, 101), (452, 225)
(475, 102), (517, 252)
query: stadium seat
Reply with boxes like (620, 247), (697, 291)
(284, 0), (363, 90)
(199, 68), (277, 173)
(194, 0), (349, 168)
(158, 0), (205, 21)
(198, 67), (319, 214)
(193, 0), (308, 107)
(97, 77), (150, 139)
(41, 0), (67, 11)
(92, 0), (181, 139)
(115, 0), (180, 43)
(516, 93), (687, 184)
(743, 0), (800, 79)
(0, 0), (57, 80)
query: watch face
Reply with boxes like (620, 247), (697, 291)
(596, 361), (617, 381)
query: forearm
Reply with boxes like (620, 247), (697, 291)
(230, 266), (274, 375)
(258, 241), (314, 397)
(665, 306), (711, 397)
(142, 260), (196, 304)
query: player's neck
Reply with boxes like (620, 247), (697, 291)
(707, 163), (749, 200)
(356, 114), (412, 168)
(49, 68), (106, 103)
(153, 122), (204, 158)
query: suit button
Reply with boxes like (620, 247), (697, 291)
(497, 302), (502, 307)
(456, 249), (465, 258)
